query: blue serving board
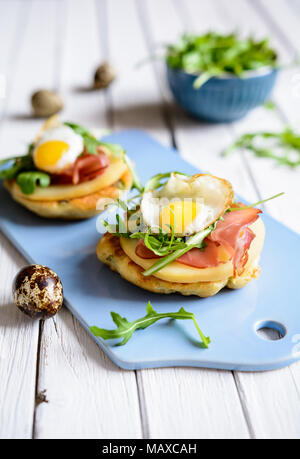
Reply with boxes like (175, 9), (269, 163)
(1, 130), (300, 372)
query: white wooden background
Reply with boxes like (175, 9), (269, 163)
(0, 0), (300, 439)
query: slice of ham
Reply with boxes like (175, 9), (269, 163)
(209, 207), (261, 253)
(232, 227), (256, 276)
(51, 147), (110, 185)
(209, 207), (261, 275)
(176, 240), (220, 268)
(135, 238), (220, 268)
(135, 207), (261, 277)
(135, 239), (161, 259)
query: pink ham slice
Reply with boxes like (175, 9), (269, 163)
(176, 239), (220, 268)
(208, 207), (261, 254)
(51, 146), (110, 185)
(209, 207), (261, 275)
(135, 207), (262, 277)
(135, 239), (161, 259)
(232, 226), (256, 275)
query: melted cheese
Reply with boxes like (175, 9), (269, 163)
(12, 155), (128, 201)
(120, 219), (265, 283)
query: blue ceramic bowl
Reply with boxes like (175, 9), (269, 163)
(167, 65), (278, 122)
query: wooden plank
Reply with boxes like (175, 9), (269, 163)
(33, 0), (142, 439)
(138, 367), (251, 439)
(106, 0), (170, 145)
(36, 309), (142, 439)
(211, 0), (300, 439)
(158, 0), (259, 201)
(0, 0), (48, 439)
(215, 0), (300, 229)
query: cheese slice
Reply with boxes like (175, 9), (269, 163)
(11, 156), (128, 202)
(120, 218), (265, 283)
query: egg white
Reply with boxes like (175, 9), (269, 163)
(140, 173), (234, 236)
(33, 125), (84, 174)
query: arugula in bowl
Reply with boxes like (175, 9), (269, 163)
(166, 32), (278, 88)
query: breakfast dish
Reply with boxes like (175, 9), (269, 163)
(97, 172), (266, 297)
(0, 116), (134, 219)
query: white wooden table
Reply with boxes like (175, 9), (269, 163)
(0, 0), (300, 440)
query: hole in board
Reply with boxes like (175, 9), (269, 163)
(256, 320), (286, 341)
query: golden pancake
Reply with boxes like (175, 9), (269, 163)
(96, 232), (261, 297)
(5, 169), (132, 220)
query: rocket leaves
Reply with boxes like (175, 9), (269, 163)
(90, 301), (210, 348)
(223, 128), (300, 168)
(16, 171), (50, 194)
(166, 32), (278, 88)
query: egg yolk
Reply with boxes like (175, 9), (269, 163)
(160, 201), (200, 234)
(34, 140), (69, 169)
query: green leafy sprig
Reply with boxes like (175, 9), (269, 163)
(65, 121), (116, 156)
(223, 128), (300, 168)
(229, 192), (284, 211)
(16, 172), (50, 195)
(131, 225), (187, 257)
(142, 224), (215, 277)
(144, 171), (190, 193)
(166, 32), (278, 89)
(90, 301), (210, 348)
(0, 146), (50, 194)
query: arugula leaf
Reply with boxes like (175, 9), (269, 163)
(16, 172), (50, 194)
(64, 121), (101, 155)
(144, 171), (190, 192)
(131, 226), (187, 257)
(0, 154), (35, 180)
(142, 224), (215, 277)
(65, 121), (126, 157)
(166, 32), (278, 88)
(123, 154), (143, 192)
(223, 128), (300, 167)
(229, 192), (284, 211)
(264, 100), (276, 111)
(100, 141), (124, 158)
(0, 157), (16, 167)
(90, 301), (210, 348)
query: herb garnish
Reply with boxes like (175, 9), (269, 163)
(223, 128), (300, 168)
(229, 192), (284, 212)
(0, 146), (50, 194)
(64, 122), (120, 156)
(90, 301), (210, 348)
(16, 172), (50, 195)
(166, 32), (278, 88)
(142, 225), (215, 277)
(144, 171), (190, 193)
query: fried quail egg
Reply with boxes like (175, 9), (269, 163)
(33, 125), (84, 174)
(140, 173), (234, 236)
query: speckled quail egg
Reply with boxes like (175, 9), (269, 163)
(93, 62), (115, 89)
(31, 90), (63, 117)
(13, 265), (63, 319)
